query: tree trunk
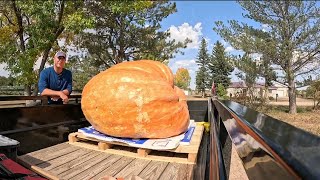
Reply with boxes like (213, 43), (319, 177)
(32, 86), (38, 96)
(288, 78), (297, 114)
(12, 0), (25, 52)
(24, 85), (31, 96)
(264, 85), (269, 104)
(34, 48), (51, 96)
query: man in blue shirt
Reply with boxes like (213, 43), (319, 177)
(38, 51), (72, 104)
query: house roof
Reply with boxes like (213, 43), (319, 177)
(229, 82), (277, 89)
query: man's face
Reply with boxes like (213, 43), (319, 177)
(54, 56), (66, 68)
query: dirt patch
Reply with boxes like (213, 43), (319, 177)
(268, 97), (314, 106)
(265, 108), (320, 136)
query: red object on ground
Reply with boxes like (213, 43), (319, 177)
(0, 154), (47, 180)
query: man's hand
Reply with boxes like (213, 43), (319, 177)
(51, 96), (60, 101)
(59, 91), (69, 103)
(62, 89), (70, 96)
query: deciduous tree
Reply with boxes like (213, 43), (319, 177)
(0, 0), (92, 95)
(216, 83), (227, 98)
(214, 1), (320, 114)
(174, 67), (191, 90)
(306, 80), (320, 109)
(78, 0), (190, 70)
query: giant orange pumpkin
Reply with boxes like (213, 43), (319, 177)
(81, 60), (190, 138)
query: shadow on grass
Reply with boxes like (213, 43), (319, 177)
(264, 105), (314, 113)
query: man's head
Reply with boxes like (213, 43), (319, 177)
(54, 51), (66, 69)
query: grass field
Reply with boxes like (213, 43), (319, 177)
(223, 96), (319, 136)
(263, 106), (320, 136)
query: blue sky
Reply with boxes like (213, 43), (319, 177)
(0, 1), (260, 89)
(162, 1), (263, 89)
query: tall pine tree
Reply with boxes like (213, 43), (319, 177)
(196, 38), (210, 97)
(235, 53), (260, 106)
(209, 41), (234, 89)
(214, 1), (320, 114)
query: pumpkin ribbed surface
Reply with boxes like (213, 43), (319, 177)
(81, 60), (190, 138)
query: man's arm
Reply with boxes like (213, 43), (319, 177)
(41, 88), (65, 97)
(38, 70), (69, 102)
(62, 71), (72, 96)
(41, 88), (68, 103)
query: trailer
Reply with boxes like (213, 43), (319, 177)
(0, 96), (319, 179)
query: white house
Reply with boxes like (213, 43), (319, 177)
(227, 81), (288, 98)
(269, 81), (288, 98)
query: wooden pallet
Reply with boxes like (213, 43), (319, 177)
(68, 125), (204, 164)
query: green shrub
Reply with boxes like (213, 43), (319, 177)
(216, 83), (227, 97)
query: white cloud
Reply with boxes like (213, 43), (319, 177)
(0, 63), (9, 77)
(225, 46), (234, 53)
(168, 22), (202, 49)
(220, 40), (227, 46)
(217, 39), (235, 53)
(175, 59), (196, 67)
(261, 24), (269, 32)
(170, 59), (198, 72)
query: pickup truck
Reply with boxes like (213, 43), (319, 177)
(0, 96), (319, 179)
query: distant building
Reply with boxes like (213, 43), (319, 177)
(227, 81), (288, 98)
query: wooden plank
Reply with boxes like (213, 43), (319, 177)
(168, 125), (204, 153)
(158, 163), (194, 180)
(188, 153), (197, 162)
(17, 159), (59, 180)
(138, 161), (169, 180)
(18, 144), (82, 180)
(137, 148), (151, 157)
(68, 132), (78, 142)
(0, 96), (46, 101)
(29, 145), (79, 162)
(50, 150), (101, 175)
(71, 141), (195, 164)
(185, 164), (194, 180)
(158, 163), (182, 180)
(114, 158), (151, 179)
(18, 143), (78, 166)
(57, 152), (111, 179)
(92, 157), (135, 179)
(98, 142), (114, 150)
(69, 154), (123, 180)
(39, 148), (92, 171)
(27, 143), (70, 157)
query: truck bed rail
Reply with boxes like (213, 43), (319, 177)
(211, 98), (320, 179)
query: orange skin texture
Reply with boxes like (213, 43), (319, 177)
(81, 60), (190, 138)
